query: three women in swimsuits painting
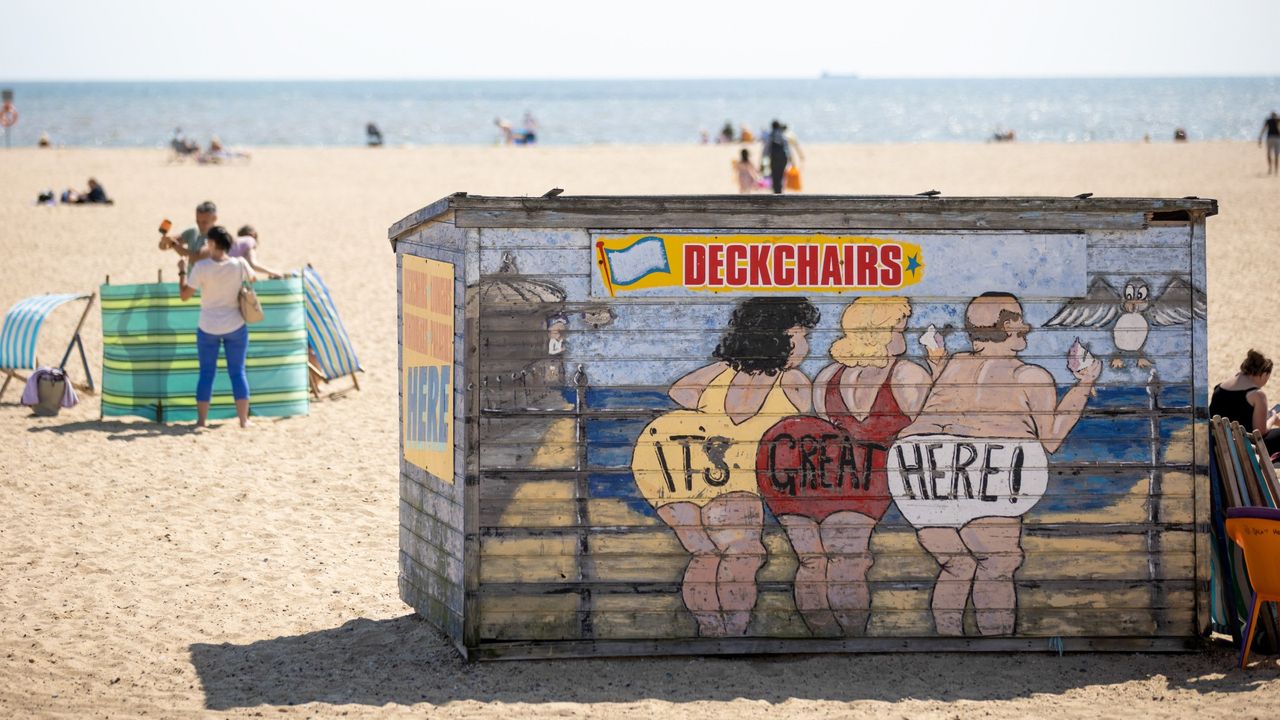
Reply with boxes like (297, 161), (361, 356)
(631, 292), (1099, 638)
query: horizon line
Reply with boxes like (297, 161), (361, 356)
(3, 73), (1279, 84)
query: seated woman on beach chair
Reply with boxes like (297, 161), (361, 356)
(1210, 349), (1280, 458)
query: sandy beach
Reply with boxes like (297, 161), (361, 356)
(2, 142), (1279, 718)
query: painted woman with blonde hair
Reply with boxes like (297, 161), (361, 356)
(758, 296), (942, 635)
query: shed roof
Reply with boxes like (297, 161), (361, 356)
(389, 192), (1218, 243)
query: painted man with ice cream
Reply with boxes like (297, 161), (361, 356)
(888, 291), (1100, 636)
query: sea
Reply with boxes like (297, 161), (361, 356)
(1, 77), (1277, 148)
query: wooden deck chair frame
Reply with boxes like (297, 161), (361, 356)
(1214, 418), (1280, 659)
(0, 292), (96, 401)
(307, 348), (360, 399)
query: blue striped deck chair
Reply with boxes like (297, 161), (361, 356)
(302, 265), (362, 399)
(0, 292), (96, 401)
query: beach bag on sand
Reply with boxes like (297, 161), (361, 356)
(785, 165), (802, 191)
(238, 260), (264, 324)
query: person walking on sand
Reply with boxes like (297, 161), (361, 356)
(1260, 111), (1280, 176)
(160, 201), (217, 262)
(763, 120), (796, 194)
(177, 225), (255, 428)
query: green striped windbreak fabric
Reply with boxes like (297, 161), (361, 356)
(99, 279), (309, 422)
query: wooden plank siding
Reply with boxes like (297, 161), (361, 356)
(391, 196), (1213, 658)
(395, 216), (475, 658)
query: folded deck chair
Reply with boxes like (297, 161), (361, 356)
(0, 292), (96, 401)
(302, 265), (362, 399)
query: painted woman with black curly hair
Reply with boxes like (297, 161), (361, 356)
(631, 297), (819, 636)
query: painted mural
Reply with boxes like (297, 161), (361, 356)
(471, 229), (1206, 643)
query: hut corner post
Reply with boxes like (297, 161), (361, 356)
(393, 215), (474, 658)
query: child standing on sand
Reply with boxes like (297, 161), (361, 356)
(734, 148), (762, 193)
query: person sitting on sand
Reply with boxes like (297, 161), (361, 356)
(77, 178), (111, 204)
(159, 201), (217, 262)
(198, 136), (250, 164)
(230, 225), (286, 279)
(59, 178), (112, 204)
(733, 148), (762, 193)
(366, 122), (384, 147)
(494, 117), (535, 145)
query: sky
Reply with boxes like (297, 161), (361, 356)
(2, 0), (1278, 81)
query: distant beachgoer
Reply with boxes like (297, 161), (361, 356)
(38, 131), (50, 148)
(763, 120), (791, 194)
(522, 110), (539, 134)
(230, 225), (285, 279)
(700, 130), (710, 144)
(177, 225), (255, 428)
(495, 118), (514, 144)
(366, 122), (384, 147)
(734, 148), (762, 193)
(160, 200), (217, 262)
(494, 117), (535, 145)
(1259, 111), (1280, 175)
(739, 125), (754, 143)
(198, 136), (250, 164)
(170, 128), (199, 159)
(719, 121), (734, 144)
(992, 130), (1016, 142)
(1210, 349), (1280, 456)
(77, 178), (111, 204)
(1174, 128), (1188, 142)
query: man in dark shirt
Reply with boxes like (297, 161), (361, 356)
(1259, 111), (1280, 176)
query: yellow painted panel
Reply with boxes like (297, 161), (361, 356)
(587, 499), (662, 527)
(401, 256), (454, 482)
(480, 552), (579, 584)
(481, 535), (577, 558)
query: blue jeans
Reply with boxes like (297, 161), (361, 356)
(196, 324), (249, 402)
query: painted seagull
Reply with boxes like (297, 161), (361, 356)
(1043, 276), (1206, 369)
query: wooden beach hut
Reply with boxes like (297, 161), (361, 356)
(390, 193), (1216, 659)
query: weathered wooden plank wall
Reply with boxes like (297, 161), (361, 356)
(395, 214), (474, 657)
(462, 223), (1207, 651)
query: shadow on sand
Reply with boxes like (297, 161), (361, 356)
(26, 418), (203, 440)
(190, 615), (1278, 711)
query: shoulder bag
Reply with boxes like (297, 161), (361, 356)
(238, 260), (265, 324)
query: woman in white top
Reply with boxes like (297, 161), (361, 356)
(177, 225), (254, 428)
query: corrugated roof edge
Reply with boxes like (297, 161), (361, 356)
(387, 193), (1218, 245)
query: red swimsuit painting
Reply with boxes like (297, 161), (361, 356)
(754, 297), (943, 636)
